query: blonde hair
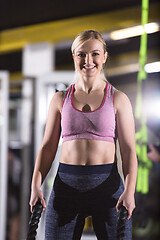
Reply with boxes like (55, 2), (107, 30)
(71, 30), (108, 82)
(71, 30), (107, 54)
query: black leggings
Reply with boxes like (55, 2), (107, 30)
(45, 162), (132, 239)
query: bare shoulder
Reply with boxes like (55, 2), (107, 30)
(113, 89), (132, 113)
(50, 87), (70, 112)
(50, 91), (63, 113)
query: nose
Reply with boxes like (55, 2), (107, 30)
(85, 53), (93, 65)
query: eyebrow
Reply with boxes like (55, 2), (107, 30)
(77, 49), (101, 53)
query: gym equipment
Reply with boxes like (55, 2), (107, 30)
(26, 201), (43, 240)
(117, 205), (128, 240)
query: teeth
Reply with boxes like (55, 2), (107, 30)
(84, 66), (95, 69)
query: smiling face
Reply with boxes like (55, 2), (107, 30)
(73, 39), (107, 80)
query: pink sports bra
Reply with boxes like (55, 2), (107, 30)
(61, 82), (116, 143)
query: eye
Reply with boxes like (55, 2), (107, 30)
(92, 52), (100, 56)
(77, 53), (85, 57)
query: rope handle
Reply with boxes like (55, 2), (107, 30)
(26, 200), (43, 240)
(117, 205), (128, 240)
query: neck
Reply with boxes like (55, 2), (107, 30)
(75, 76), (105, 94)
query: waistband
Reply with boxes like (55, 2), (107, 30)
(58, 162), (117, 175)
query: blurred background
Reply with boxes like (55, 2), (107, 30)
(0, 0), (160, 239)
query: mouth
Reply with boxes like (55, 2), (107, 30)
(83, 65), (96, 70)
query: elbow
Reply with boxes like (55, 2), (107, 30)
(121, 144), (136, 159)
(40, 142), (57, 155)
(121, 146), (138, 168)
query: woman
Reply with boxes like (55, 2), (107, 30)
(30, 30), (137, 239)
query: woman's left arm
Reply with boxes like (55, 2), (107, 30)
(114, 90), (138, 219)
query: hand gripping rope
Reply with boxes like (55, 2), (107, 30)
(26, 201), (43, 240)
(26, 202), (128, 239)
(117, 206), (128, 240)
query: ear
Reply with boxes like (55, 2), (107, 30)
(103, 52), (108, 64)
(72, 54), (75, 60)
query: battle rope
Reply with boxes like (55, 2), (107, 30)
(26, 201), (43, 240)
(117, 206), (128, 240)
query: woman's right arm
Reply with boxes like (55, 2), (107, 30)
(29, 91), (63, 212)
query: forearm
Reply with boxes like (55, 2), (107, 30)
(122, 150), (137, 194)
(31, 146), (56, 190)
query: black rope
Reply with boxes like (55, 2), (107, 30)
(117, 205), (128, 240)
(26, 201), (43, 240)
(26, 201), (128, 239)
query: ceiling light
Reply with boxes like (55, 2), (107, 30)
(144, 98), (160, 119)
(144, 61), (160, 73)
(110, 22), (159, 40)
